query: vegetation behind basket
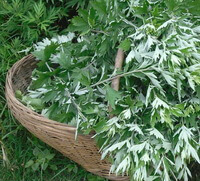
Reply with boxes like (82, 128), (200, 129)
(18, 0), (200, 181)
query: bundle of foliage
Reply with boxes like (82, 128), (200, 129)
(20, 0), (200, 180)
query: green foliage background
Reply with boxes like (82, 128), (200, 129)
(0, 0), (104, 180)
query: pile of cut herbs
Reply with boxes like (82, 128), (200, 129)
(17, 0), (200, 180)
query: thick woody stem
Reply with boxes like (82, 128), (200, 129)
(109, 48), (124, 117)
(111, 48), (125, 91)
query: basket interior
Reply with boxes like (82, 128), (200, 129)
(12, 56), (37, 94)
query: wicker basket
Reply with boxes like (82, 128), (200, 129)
(5, 55), (129, 181)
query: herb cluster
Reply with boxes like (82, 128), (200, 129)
(23, 0), (200, 180)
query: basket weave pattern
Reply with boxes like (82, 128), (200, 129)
(5, 55), (129, 181)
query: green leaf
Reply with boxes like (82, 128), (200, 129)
(94, 120), (108, 133)
(116, 155), (130, 173)
(189, 145), (200, 163)
(88, 8), (96, 27)
(32, 42), (58, 61)
(25, 160), (34, 168)
(165, 0), (177, 11)
(105, 85), (121, 109)
(30, 72), (50, 89)
(152, 97), (169, 109)
(71, 16), (88, 27)
(78, 9), (89, 21)
(90, 0), (107, 17)
(32, 162), (40, 171)
(144, 72), (162, 89)
(69, 16), (90, 33)
(46, 153), (55, 160)
(22, 96), (44, 110)
(118, 39), (131, 51)
(32, 49), (45, 61)
(42, 163), (48, 170)
(84, 106), (98, 114)
(57, 52), (71, 69)
(33, 147), (40, 156)
(148, 128), (165, 140)
(175, 156), (182, 171)
(42, 90), (58, 103)
(145, 85), (153, 107)
(161, 71), (176, 87)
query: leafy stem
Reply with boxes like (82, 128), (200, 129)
(79, 67), (152, 92)
(91, 29), (109, 35)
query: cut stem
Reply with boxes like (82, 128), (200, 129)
(111, 48), (125, 91)
(109, 48), (124, 117)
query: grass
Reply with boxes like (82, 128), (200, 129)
(0, 92), (105, 181)
(0, 127), (100, 181)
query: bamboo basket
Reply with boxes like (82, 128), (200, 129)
(5, 55), (129, 181)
